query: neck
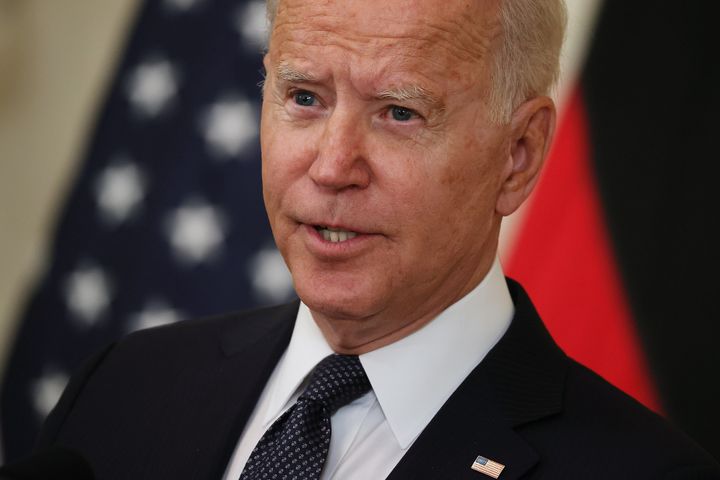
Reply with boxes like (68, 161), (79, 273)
(311, 246), (499, 355)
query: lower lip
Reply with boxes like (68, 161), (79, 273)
(302, 224), (376, 258)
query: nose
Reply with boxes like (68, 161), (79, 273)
(308, 107), (371, 191)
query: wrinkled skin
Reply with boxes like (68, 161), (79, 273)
(261, 0), (555, 353)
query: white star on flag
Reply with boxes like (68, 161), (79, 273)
(165, 197), (227, 265)
(31, 369), (69, 419)
(236, 0), (269, 50)
(200, 96), (258, 159)
(127, 299), (184, 333)
(63, 263), (113, 327)
(163, 0), (204, 12)
(95, 158), (147, 226)
(248, 246), (295, 303)
(126, 57), (179, 118)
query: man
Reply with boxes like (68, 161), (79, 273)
(31, 0), (720, 478)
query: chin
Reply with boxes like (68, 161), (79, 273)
(293, 270), (383, 322)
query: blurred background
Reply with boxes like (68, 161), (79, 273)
(0, 0), (717, 464)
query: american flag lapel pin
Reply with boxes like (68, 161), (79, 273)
(471, 455), (505, 478)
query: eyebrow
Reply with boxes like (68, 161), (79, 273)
(274, 61), (444, 113)
(376, 85), (442, 108)
(275, 61), (319, 83)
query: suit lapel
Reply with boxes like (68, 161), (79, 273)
(187, 301), (299, 479)
(385, 372), (539, 480)
(387, 280), (568, 480)
(182, 281), (565, 479)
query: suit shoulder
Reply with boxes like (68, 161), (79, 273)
(563, 359), (669, 432)
(544, 358), (718, 473)
(115, 301), (299, 353)
(519, 358), (720, 477)
(39, 302), (298, 478)
(76, 301), (299, 388)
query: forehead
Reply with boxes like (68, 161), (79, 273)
(269, 0), (500, 87)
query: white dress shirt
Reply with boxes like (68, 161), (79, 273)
(223, 258), (514, 480)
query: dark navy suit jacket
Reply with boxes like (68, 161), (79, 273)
(36, 280), (720, 479)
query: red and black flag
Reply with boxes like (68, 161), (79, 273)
(507, 0), (719, 460)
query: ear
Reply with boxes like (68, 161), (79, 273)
(495, 96), (556, 216)
(261, 54), (271, 93)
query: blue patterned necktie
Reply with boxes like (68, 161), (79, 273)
(239, 354), (371, 480)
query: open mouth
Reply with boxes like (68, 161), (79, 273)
(313, 225), (359, 243)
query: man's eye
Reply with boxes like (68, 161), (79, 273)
(390, 106), (416, 122)
(293, 91), (317, 106)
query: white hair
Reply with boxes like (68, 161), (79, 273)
(490, 0), (567, 122)
(265, 0), (567, 123)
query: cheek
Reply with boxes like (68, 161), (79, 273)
(261, 119), (318, 203)
(447, 132), (506, 201)
(419, 146), (500, 243)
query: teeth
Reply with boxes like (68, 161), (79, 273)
(317, 226), (358, 243)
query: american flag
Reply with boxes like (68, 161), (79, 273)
(0, 0), (295, 462)
(471, 455), (505, 479)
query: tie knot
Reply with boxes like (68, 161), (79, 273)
(300, 354), (371, 414)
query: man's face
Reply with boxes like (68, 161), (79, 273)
(262, 0), (513, 351)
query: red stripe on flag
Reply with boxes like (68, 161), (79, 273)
(506, 88), (660, 411)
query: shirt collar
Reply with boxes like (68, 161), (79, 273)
(361, 258), (513, 448)
(263, 258), (514, 449)
(261, 302), (334, 426)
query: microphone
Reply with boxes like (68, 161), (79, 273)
(0, 446), (94, 480)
